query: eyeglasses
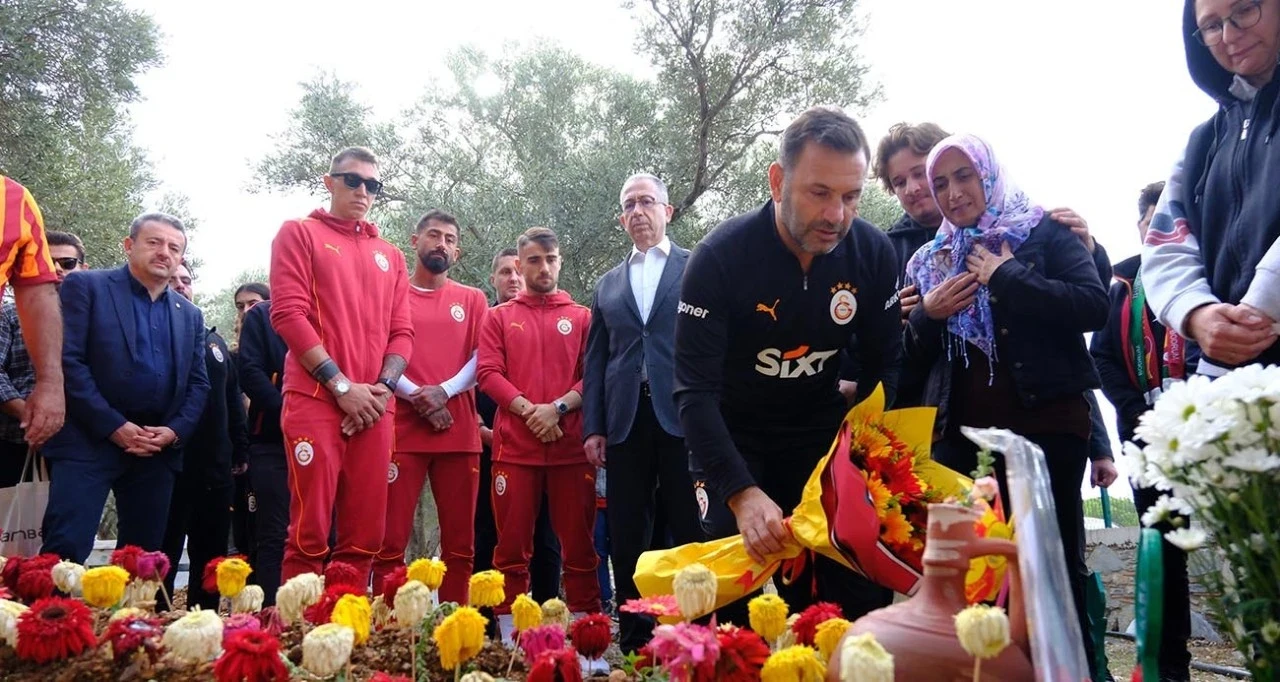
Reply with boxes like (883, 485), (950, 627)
(53, 257), (82, 271)
(330, 172), (384, 195)
(622, 197), (664, 214)
(1194, 0), (1263, 46)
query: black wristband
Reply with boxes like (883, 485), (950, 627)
(310, 359), (340, 385)
(377, 377), (397, 394)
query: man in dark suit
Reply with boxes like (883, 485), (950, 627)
(40, 213), (210, 562)
(583, 173), (705, 653)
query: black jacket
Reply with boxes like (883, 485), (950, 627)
(886, 213), (936, 278)
(184, 328), (249, 483)
(237, 302), (287, 448)
(905, 216), (1109, 437)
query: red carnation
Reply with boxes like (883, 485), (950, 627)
(303, 583), (363, 624)
(379, 565), (408, 604)
(527, 647), (584, 682)
(568, 613), (612, 659)
(214, 629), (288, 682)
(712, 626), (770, 682)
(323, 561), (362, 590)
(14, 596), (97, 664)
(101, 615), (164, 664)
(792, 602), (843, 647)
(2, 555), (24, 592)
(257, 606), (286, 636)
(15, 553), (59, 602)
(110, 545), (145, 578)
(368, 673), (413, 682)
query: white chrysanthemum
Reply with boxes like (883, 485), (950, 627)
(162, 607), (224, 664)
(123, 579), (161, 609)
(302, 623), (355, 678)
(1223, 447), (1280, 473)
(460, 673), (497, 682)
(1140, 495), (1182, 528)
(1262, 621), (1280, 645)
(277, 572), (324, 625)
(110, 607), (150, 623)
(52, 560), (86, 596)
(1165, 528), (1207, 552)
(231, 584), (265, 614)
(372, 594), (394, 630)
(394, 580), (431, 627)
(838, 632), (894, 682)
(0, 599), (28, 646)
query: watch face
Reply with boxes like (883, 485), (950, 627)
(335, 380), (351, 395)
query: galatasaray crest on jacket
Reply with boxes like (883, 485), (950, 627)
(556, 317), (573, 335)
(210, 344), (224, 363)
(450, 303), (466, 322)
(388, 461), (400, 483)
(373, 250), (390, 272)
(829, 282), (857, 326)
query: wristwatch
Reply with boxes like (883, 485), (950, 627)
(554, 399), (569, 416)
(332, 380), (351, 398)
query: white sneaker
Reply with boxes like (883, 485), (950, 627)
(579, 653), (610, 675)
(497, 613), (515, 644)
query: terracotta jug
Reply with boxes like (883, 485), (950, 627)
(827, 503), (1033, 681)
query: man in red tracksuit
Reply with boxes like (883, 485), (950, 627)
(373, 209), (488, 604)
(269, 146), (413, 582)
(478, 227), (601, 634)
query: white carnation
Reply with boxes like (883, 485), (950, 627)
(52, 561), (86, 596)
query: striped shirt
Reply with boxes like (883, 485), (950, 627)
(0, 177), (58, 295)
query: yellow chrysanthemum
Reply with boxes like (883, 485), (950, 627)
(511, 593), (542, 632)
(748, 593), (789, 644)
(541, 598), (571, 627)
(215, 557), (253, 598)
(407, 557), (447, 592)
(862, 471), (893, 518)
(81, 565), (130, 608)
(330, 593), (372, 645)
(814, 617), (852, 662)
(467, 570), (505, 608)
(761, 644), (826, 682)
(880, 507), (913, 547)
(432, 606), (488, 670)
(955, 604), (1011, 660)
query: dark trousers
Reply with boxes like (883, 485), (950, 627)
(606, 390), (707, 652)
(162, 473), (232, 611)
(934, 432), (1095, 670)
(0, 439), (28, 488)
(41, 452), (177, 563)
(705, 434), (895, 627)
(475, 446), (560, 600)
(230, 472), (256, 563)
(1133, 483), (1192, 680)
(248, 444), (290, 606)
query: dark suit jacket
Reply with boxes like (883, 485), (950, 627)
(45, 266), (210, 469)
(583, 242), (688, 445)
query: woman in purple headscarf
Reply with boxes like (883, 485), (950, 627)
(902, 133), (1110, 666)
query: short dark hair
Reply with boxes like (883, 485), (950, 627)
(517, 227), (558, 253)
(45, 230), (85, 263)
(779, 106), (869, 172)
(329, 146), (379, 173)
(129, 212), (186, 240)
(491, 246), (518, 273)
(235, 282), (270, 301)
(873, 122), (950, 192)
(1138, 181), (1165, 217)
(416, 209), (460, 236)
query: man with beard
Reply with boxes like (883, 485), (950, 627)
(372, 210), (488, 603)
(675, 106), (901, 619)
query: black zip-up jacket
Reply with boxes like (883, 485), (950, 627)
(886, 213), (936, 278)
(674, 201), (902, 502)
(905, 216), (1109, 438)
(237, 301), (287, 448)
(183, 328), (249, 483)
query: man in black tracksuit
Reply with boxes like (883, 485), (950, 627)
(161, 263), (250, 610)
(676, 107), (901, 621)
(237, 299), (289, 605)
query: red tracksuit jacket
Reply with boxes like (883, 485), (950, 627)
(269, 209), (413, 400)
(477, 289), (590, 466)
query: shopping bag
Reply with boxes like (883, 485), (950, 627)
(0, 448), (49, 557)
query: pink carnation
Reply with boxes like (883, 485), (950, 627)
(222, 612), (262, 645)
(136, 551), (171, 582)
(518, 624), (567, 661)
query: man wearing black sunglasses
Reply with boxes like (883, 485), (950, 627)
(269, 146), (413, 582)
(0, 230), (86, 487)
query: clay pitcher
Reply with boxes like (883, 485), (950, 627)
(827, 503), (1033, 681)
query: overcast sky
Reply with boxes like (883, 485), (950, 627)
(122, 0), (1212, 500)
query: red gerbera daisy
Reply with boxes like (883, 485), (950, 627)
(791, 602), (843, 647)
(214, 629), (288, 682)
(303, 583), (363, 624)
(101, 615), (164, 664)
(368, 673), (413, 682)
(323, 561), (362, 590)
(620, 594), (681, 618)
(712, 626), (770, 682)
(16, 553), (59, 602)
(109, 545), (145, 578)
(568, 613), (611, 659)
(1, 555), (24, 593)
(379, 565), (408, 605)
(527, 647), (584, 682)
(14, 597), (96, 664)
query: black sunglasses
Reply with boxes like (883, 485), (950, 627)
(53, 257), (82, 270)
(330, 172), (384, 195)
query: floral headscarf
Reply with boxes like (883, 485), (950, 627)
(905, 134), (1044, 371)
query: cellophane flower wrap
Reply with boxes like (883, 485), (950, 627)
(635, 384), (980, 608)
(1130, 366), (1280, 677)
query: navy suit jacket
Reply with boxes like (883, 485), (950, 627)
(583, 243), (688, 445)
(45, 266), (210, 469)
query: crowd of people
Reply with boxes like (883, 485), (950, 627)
(1, 1), (1277, 679)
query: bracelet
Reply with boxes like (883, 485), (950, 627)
(310, 359), (340, 384)
(376, 377), (397, 394)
